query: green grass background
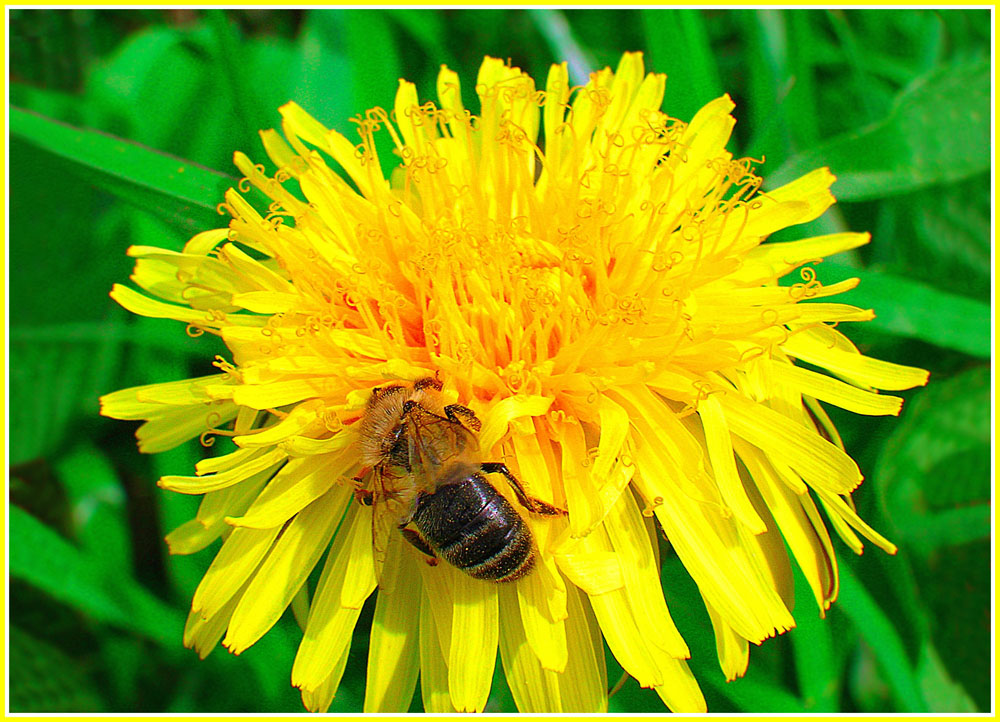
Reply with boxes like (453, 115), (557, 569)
(7, 8), (992, 713)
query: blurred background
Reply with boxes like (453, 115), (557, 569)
(7, 8), (992, 713)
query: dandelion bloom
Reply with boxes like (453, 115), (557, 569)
(100, 53), (929, 712)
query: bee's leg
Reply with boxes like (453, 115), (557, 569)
(354, 488), (374, 506)
(414, 375), (443, 392)
(480, 462), (567, 516)
(352, 468), (374, 506)
(400, 527), (437, 559)
(443, 403), (482, 432)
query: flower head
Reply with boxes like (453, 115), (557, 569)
(101, 52), (928, 712)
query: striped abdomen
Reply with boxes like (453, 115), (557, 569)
(412, 473), (534, 583)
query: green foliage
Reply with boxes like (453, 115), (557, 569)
(7, 8), (990, 713)
(771, 59), (991, 200)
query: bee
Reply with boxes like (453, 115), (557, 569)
(355, 376), (563, 583)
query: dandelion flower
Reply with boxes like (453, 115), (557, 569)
(100, 52), (929, 712)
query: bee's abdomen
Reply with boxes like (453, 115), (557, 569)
(413, 474), (534, 583)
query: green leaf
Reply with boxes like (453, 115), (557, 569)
(906, 176), (991, 299)
(9, 505), (185, 648)
(529, 8), (597, 86)
(837, 563), (928, 711)
(9, 326), (124, 465)
(204, 10), (274, 149)
(740, 10), (794, 163)
(814, 259), (990, 358)
(642, 9), (724, 123)
(9, 317), (219, 356)
(703, 674), (806, 713)
(385, 9), (457, 70)
(789, 565), (839, 711)
(875, 365), (991, 555)
(55, 440), (130, 574)
(770, 60), (990, 200)
(86, 26), (204, 148)
(913, 540), (991, 710)
(9, 625), (103, 712)
(286, 11), (405, 182)
(10, 106), (235, 234)
(917, 641), (977, 712)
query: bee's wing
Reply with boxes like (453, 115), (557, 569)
(405, 405), (479, 481)
(370, 468), (404, 593)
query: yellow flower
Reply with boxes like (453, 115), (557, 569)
(100, 53), (928, 712)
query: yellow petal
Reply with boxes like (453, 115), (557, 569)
(609, 386), (716, 505)
(233, 402), (322, 448)
(478, 395), (554, 452)
(227, 450), (352, 530)
(569, 64), (613, 141)
(738, 440), (837, 612)
(499, 583), (561, 710)
(165, 518), (221, 556)
(816, 489), (897, 555)
(772, 359), (903, 415)
(195, 446), (260, 476)
(746, 167), (836, 239)
(720, 391), (863, 495)
(280, 431), (357, 457)
(598, 51), (647, 139)
(698, 394), (767, 533)
(554, 547), (624, 595)
(435, 64), (465, 125)
(706, 601), (750, 681)
(516, 556), (568, 673)
(551, 416), (601, 536)
(560, 583), (608, 711)
(182, 228), (231, 256)
(292, 503), (378, 692)
(741, 466), (796, 613)
(738, 231), (871, 282)
(633, 450), (794, 643)
(225, 487), (349, 654)
(651, 657), (707, 713)
(672, 95), (736, 189)
(394, 79), (425, 155)
(136, 402), (239, 454)
(300, 642), (351, 713)
(100, 374), (225, 419)
(448, 568), (498, 712)
(364, 550), (421, 712)
(228, 290), (299, 314)
(509, 426), (559, 509)
(340, 504), (378, 609)
(279, 102), (382, 200)
(111, 284), (265, 328)
(419, 585), (454, 713)
(590, 395), (630, 491)
(783, 326), (930, 391)
(575, 523), (660, 687)
(158, 447), (286, 494)
(131, 374), (224, 407)
(207, 462), (274, 522)
(291, 584), (310, 633)
(192, 525), (280, 620)
(541, 61), (570, 175)
(500, 572), (608, 713)
(603, 490), (689, 659)
(183, 580), (247, 659)
(231, 378), (344, 410)
(259, 128), (300, 177)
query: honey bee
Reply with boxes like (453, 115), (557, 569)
(355, 376), (563, 583)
